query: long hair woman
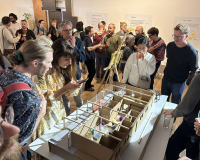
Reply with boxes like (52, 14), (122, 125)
(32, 37), (81, 140)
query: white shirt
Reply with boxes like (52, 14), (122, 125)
(0, 25), (20, 54)
(9, 22), (21, 36)
(122, 52), (156, 86)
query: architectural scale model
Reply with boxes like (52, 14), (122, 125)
(48, 82), (156, 160)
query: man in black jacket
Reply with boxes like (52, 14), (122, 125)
(16, 20), (36, 49)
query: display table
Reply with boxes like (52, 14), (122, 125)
(30, 95), (177, 160)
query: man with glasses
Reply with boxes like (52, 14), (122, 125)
(58, 20), (85, 114)
(147, 27), (166, 90)
(0, 105), (21, 160)
(161, 23), (198, 104)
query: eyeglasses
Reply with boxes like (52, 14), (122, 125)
(172, 34), (185, 39)
(63, 29), (72, 32)
(0, 104), (14, 147)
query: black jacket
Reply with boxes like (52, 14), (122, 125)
(48, 26), (61, 42)
(16, 28), (36, 49)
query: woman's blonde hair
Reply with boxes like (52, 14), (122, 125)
(8, 40), (53, 67)
(37, 35), (53, 47)
(50, 19), (57, 24)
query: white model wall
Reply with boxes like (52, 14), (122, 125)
(0, 0), (35, 25)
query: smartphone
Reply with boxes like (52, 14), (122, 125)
(77, 78), (89, 84)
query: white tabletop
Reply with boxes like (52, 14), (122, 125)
(30, 95), (176, 160)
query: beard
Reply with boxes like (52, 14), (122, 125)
(0, 134), (21, 160)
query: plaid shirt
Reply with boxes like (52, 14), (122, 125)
(148, 38), (166, 61)
(0, 68), (40, 146)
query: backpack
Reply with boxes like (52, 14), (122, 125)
(93, 30), (108, 53)
(0, 70), (32, 114)
(74, 31), (83, 39)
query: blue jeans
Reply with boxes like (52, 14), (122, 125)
(161, 76), (186, 104)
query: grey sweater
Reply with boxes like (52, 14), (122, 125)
(171, 73), (200, 123)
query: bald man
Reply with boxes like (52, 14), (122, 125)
(135, 26), (145, 45)
(93, 22), (107, 78)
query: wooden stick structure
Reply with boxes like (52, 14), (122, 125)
(97, 50), (123, 94)
(138, 111), (154, 144)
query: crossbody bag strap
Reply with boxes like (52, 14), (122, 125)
(137, 52), (140, 77)
(2, 28), (5, 48)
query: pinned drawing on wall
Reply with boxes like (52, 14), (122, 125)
(86, 13), (108, 32)
(193, 37), (197, 40)
(124, 14), (153, 35)
(191, 31), (195, 35)
(189, 37), (192, 40)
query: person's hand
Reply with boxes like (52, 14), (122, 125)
(69, 36), (76, 47)
(163, 110), (173, 117)
(105, 42), (109, 47)
(178, 156), (191, 160)
(127, 28), (130, 33)
(38, 95), (47, 118)
(194, 118), (200, 131)
(97, 44), (104, 48)
(48, 34), (51, 38)
(65, 81), (81, 92)
(138, 51), (144, 60)
(17, 33), (21, 38)
(22, 37), (27, 41)
(40, 31), (44, 35)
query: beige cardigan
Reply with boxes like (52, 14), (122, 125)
(0, 25), (20, 54)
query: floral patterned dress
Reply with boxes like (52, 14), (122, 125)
(32, 68), (79, 140)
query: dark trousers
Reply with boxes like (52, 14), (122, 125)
(150, 61), (161, 89)
(104, 58), (118, 82)
(96, 52), (105, 77)
(165, 119), (197, 160)
(161, 76), (186, 104)
(85, 59), (96, 89)
(19, 147), (31, 160)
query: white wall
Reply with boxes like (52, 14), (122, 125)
(73, 0), (200, 52)
(0, 0), (35, 24)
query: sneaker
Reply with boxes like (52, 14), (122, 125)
(85, 87), (94, 91)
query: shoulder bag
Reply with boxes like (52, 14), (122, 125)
(137, 53), (151, 89)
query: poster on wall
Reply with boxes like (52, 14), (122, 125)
(86, 13), (108, 32)
(124, 14), (153, 34)
(172, 17), (200, 57)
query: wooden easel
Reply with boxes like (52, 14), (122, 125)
(97, 50), (123, 94)
(97, 33), (127, 94)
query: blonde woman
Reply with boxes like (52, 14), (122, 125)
(32, 38), (81, 140)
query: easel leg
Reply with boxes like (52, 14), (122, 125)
(97, 68), (109, 94)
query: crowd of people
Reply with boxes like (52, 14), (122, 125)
(0, 12), (199, 160)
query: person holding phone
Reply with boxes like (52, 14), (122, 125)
(32, 37), (81, 141)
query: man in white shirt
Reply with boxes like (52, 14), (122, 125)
(9, 13), (21, 36)
(0, 17), (21, 56)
